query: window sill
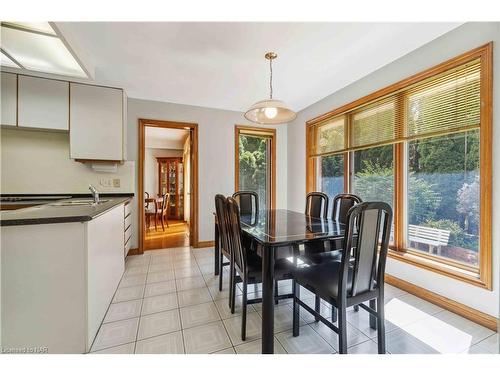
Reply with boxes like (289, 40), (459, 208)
(387, 249), (491, 290)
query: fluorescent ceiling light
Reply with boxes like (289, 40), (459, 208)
(1, 49), (20, 68)
(0, 22), (87, 78)
(2, 21), (56, 35)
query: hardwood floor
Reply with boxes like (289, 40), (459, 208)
(144, 219), (189, 250)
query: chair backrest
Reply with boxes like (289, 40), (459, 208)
(161, 193), (170, 213)
(145, 192), (150, 208)
(214, 194), (231, 255)
(339, 202), (392, 301)
(332, 194), (362, 224)
(226, 197), (246, 273)
(232, 191), (259, 215)
(305, 192), (329, 219)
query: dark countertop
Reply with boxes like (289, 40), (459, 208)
(0, 194), (133, 227)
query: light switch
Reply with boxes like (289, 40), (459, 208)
(113, 178), (121, 188)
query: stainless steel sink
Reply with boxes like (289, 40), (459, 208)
(49, 199), (109, 206)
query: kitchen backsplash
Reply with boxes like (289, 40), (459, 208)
(1, 128), (135, 194)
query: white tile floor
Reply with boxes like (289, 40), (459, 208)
(89, 246), (498, 354)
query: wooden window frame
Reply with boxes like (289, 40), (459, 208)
(235, 125), (277, 210)
(306, 43), (493, 289)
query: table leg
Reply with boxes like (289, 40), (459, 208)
(261, 244), (275, 354)
(214, 222), (220, 276)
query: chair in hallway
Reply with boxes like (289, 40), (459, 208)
(291, 202), (393, 354)
(158, 193), (170, 230)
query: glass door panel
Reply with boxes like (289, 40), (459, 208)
(238, 134), (272, 211)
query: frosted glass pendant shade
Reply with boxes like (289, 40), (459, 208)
(244, 99), (296, 125)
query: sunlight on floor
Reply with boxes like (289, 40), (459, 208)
(385, 298), (472, 353)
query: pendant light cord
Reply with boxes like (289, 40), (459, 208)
(269, 57), (273, 99)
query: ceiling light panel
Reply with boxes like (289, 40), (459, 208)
(0, 26), (86, 77)
(2, 21), (56, 35)
(1, 50), (20, 68)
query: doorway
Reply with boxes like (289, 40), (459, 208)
(139, 119), (198, 253)
(235, 125), (276, 210)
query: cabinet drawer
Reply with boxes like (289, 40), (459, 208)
(124, 201), (131, 218)
(124, 214), (131, 231)
(124, 237), (131, 257)
(124, 225), (131, 244)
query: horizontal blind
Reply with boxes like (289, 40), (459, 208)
(309, 58), (482, 157)
(351, 96), (397, 149)
(406, 59), (481, 139)
(313, 116), (346, 155)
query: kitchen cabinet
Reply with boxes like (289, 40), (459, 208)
(18, 75), (69, 130)
(1, 72), (17, 126)
(70, 83), (124, 161)
(1, 204), (125, 353)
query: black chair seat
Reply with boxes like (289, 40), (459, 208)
(242, 251), (292, 282)
(292, 260), (353, 303)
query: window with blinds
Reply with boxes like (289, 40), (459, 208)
(309, 57), (482, 156)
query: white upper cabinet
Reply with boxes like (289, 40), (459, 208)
(1, 72), (17, 126)
(70, 83), (124, 161)
(18, 75), (69, 130)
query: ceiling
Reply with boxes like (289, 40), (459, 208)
(145, 127), (189, 149)
(56, 22), (461, 112)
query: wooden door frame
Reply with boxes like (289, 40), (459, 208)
(234, 125), (276, 210)
(138, 119), (199, 253)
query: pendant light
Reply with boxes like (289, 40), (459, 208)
(244, 52), (296, 125)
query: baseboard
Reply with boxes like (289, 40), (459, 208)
(127, 247), (141, 256)
(194, 240), (215, 248)
(385, 274), (498, 332)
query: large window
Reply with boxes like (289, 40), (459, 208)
(306, 44), (492, 288)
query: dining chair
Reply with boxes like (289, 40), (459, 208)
(145, 197), (158, 231)
(214, 194), (233, 294)
(226, 197), (294, 340)
(232, 191), (258, 219)
(158, 193), (170, 230)
(305, 192), (329, 218)
(145, 192), (150, 209)
(291, 201), (393, 354)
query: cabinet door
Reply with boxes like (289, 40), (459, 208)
(70, 83), (123, 160)
(18, 75), (69, 130)
(1, 72), (17, 126)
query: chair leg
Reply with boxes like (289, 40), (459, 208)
(218, 254), (224, 292)
(165, 214), (169, 228)
(354, 305), (359, 312)
(376, 297), (386, 354)
(338, 306), (348, 354)
(161, 214), (165, 231)
(292, 279), (300, 337)
(154, 214), (158, 231)
(274, 280), (279, 305)
(231, 268), (237, 314)
(369, 299), (377, 330)
(241, 280), (247, 341)
(331, 306), (338, 323)
(314, 296), (321, 322)
(228, 261), (234, 309)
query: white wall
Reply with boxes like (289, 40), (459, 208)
(127, 98), (288, 248)
(287, 22), (500, 317)
(144, 148), (183, 198)
(0, 129), (135, 194)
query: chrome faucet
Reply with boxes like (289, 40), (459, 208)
(89, 185), (100, 204)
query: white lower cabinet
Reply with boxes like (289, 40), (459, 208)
(0, 204), (125, 353)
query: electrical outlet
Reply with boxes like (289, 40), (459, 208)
(113, 178), (121, 188)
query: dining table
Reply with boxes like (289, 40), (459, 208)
(214, 208), (346, 354)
